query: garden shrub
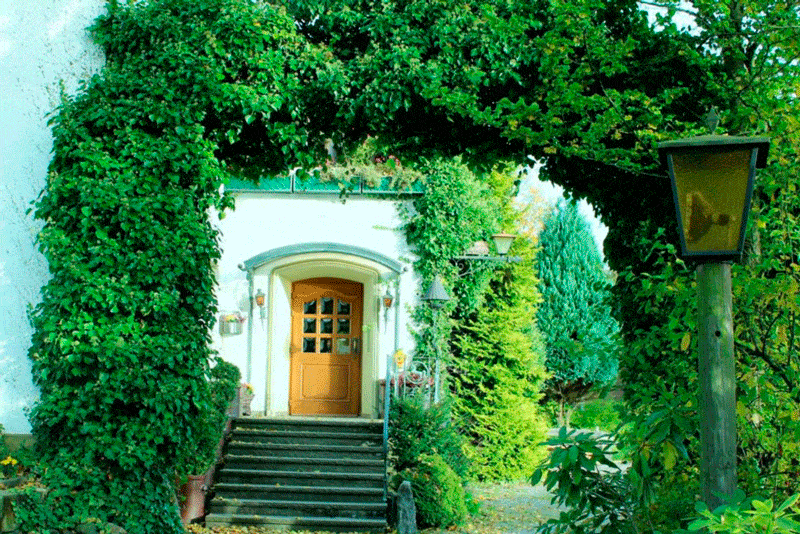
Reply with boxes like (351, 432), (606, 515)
(570, 398), (623, 432)
(389, 391), (468, 480)
(399, 453), (472, 529)
(449, 168), (551, 482)
(682, 492), (800, 534)
(532, 427), (638, 534)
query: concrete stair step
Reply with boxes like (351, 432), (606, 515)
(210, 418), (387, 529)
(211, 483), (385, 503)
(209, 497), (386, 519)
(231, 429), (382, 447)
(223, 454), (385, 473)
(232, 417), (382, 435)
(225, 441), (384, 460)
(216, 468), (384, 488)
(204, 512), (387, 532)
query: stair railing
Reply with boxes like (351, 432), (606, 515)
(383, 349), (395, 499)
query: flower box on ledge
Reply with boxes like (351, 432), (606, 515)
(219, 313), (245, 336)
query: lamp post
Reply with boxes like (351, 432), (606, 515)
(657, 132), (769, 509)
(421, 274), (452, 404)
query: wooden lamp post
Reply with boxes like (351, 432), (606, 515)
(657, 126), (769, 509)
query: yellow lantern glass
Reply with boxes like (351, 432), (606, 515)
(658, 135), (770, 262)
(670, 148), (752, 255)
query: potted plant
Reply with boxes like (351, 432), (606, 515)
(238, 383), (255, 416)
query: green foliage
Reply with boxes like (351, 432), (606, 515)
(400, 157), (499, 392)
(389, 392), (468, 480)
(26, 0), (340, 531)
(398, 453), (473, 529)
(685, 492), (800, 534)
(537, 202), (619, 423)
(26, 0), (798, 530)
(448, 168), (550, 481)
(570, 399), (623, 432)
(532, 428), (638, 534)
(178, 358), (240, 476)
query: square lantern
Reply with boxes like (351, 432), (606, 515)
(658, 135), (770, 262)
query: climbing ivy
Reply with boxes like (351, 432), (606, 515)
(26, 1), (345, 532)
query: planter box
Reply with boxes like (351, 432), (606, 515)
(219, 321), (243, 336)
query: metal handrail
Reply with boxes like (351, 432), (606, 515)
(382, 352), (392, 500)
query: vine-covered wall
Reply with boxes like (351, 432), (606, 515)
(23, 1), (346, 531)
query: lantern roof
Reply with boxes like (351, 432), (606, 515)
(658, 135), (771, 170)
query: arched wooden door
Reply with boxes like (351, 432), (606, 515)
(290, 278), (363, 416)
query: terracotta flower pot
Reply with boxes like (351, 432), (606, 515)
(179, 474), (207, 525)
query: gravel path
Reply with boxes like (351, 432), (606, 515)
(418, 482), (560, 534)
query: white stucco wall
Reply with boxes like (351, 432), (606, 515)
(0, 0), (105, 434)
(212, 193), (420, 417)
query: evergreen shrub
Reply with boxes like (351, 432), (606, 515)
(399, 453), (472, 529)
(389, 391), (468, 480)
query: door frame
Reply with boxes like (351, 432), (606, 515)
(247, 250), (395, 417)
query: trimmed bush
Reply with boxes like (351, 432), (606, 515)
(399, 454), (471, 528)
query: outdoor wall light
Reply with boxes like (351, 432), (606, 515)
(491, 233), (516, 256)
(658, 134), (770, 262)
(421, 274), (451, 309)
(254, 289), (266, 319)
(382, 290), (394, 309)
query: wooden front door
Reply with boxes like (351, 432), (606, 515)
(290, 278), (363, 416)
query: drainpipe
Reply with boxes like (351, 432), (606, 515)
(239, 264), (254, 385)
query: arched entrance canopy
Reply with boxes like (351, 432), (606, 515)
(239, 242), (404, 274)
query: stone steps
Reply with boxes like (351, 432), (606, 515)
(207, 417), (387, 532)
(225, 441), (384, 460)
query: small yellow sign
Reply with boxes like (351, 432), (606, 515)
(393, 349), (406, 369)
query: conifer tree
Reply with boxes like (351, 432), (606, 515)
(537, 201), (619, 426)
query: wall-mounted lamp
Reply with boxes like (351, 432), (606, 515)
(382, 290), (394, 309)
(491, 233), (516, 256)
(255, 289), (266, 319)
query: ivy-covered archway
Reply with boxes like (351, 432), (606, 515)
(26, 0), (799, 532)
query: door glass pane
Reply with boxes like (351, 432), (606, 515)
(336, 338), (351, 354)
(303, 338), (316, 353)
(320, 318), (333, 334)
(304, 300), (317, 314)
(337, 319), (350, 334)
(321, 297), (334, 315)
(303, 319), (316, 334)
(337, 300), (350, 315)
(320, 338), (332, 353)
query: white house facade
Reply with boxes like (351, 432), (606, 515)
(211, 186), (420, 419)
(0, 0), (106, 435)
